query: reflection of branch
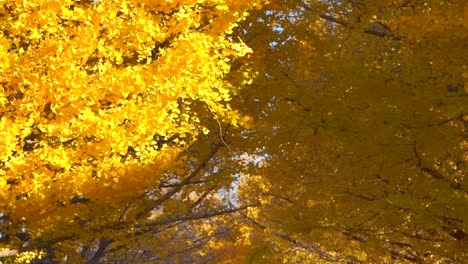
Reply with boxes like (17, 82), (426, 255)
(420, 167), (444, 180)
(401, 232), (439, 242)
(412, 142), (422, 166)
(428, 114), (463, 127)
(355, 207), (387, 227)
(137, 144), (221, 219)
(390, 250), (421, 263)
(413, 141), (446, 180)
(345, 190), (377, 201)
(387, 240), (412, 248)
(413, 142), (445, 180)
(413, 142), (467, 194)
(405, 113), (464, 129)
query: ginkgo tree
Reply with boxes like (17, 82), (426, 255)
(222, 0), (467, 263)
(1, 0), (467, 263)
(0, 0), (264, 262)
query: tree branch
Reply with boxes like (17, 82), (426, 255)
(137, 144), (221, 219)
(85, 238), (113, 264)
(189, 183), (219, 211)
(297, 0), (400, 40)
(159, 179), (205, 188)
(0, 249), (19, 258)
(146, 203), (258, 227)
(153, 229), (229, 262)
(0, 235), (74, 259)
(413, 142), (467, 194)
(241, 214), (361, 263)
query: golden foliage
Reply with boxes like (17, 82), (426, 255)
(1, 0), (467, 263)
(0, 0), (264, 260)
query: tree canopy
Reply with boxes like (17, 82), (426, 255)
(0, 0), (466, 263)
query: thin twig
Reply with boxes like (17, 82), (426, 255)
(206, 104), (231, 151)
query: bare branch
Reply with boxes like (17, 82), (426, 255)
(0, 249), (19, 258)
(241, 213), (360, 263)
(262, 192), (294, 203)
(190, 183), (219, 211)
(137, 144), (221, 219)
(153, 229), (229, 262)
(0, 235), (75, 259)
(146, 203), (258, 227)
(159, 180), (205, 188)
(345, 190), (378, 201)
(86, 238), (113, 264)
(297, 0), (400, 40)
